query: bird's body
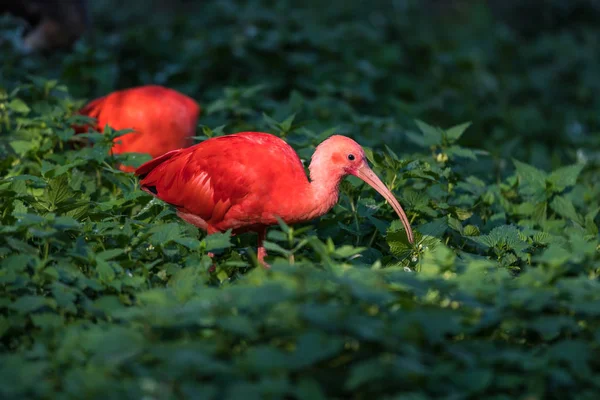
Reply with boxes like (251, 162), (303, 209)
(77, 85), (200, 172)
(136, 132), (414, 265)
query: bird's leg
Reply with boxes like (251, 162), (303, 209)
(207, 252), (216, 273)
(257, 228), (270, 268)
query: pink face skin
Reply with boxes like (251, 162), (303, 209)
(312, 135), (415, 244)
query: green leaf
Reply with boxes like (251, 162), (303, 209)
(11, 200), (28, 217)
(535, 245), (571, 267)
(405, 131), (426, 147)
(533, 231), (552, 245)
(333, 245), (366, 258)
(550, 196), (584, 225)
(96, 260), (116, 282)
(217, 315), (258, 338)
(463, 225), (480, 236)
(386, 219), (414, 258)
(294, 378), (327, 400)
(514, 159), (547, 200)
(455, 208), (473, 220)
(445, 121), (472, 142)
(446, 145), (477, 160)
(447, 216), (463, 234)
(8, 98), (30, 114)
(115, 152), (152, 168)
(419, 217), (447, 237)
(52, 282), (78, 314)
(53, 216), (81, 229)
(10, 296), (56, 314)
(10, 140), (37, 156)
(1, 254), (35, 272)
(174, 237), (202, 250)
(415, 119), (443, 146)
(263, 241), (291, 257)
(96, 249), (125, 261)
(31, 313), (64, 330)
(44, 176), (72, 208)
(149, 223), (181, 246)
(0, 316), (10, 338)
(170, 266), (204, 299)
(346, 359), (387, 390)
(547, 340), (592, 375)
(280, 113), (296, 132)
(584, 207), (599, 235)
(547, 164), (584, 192)
(288, 331), (344, 369)
(203, 231), (232, 252)
(135, 289), (171, 306)
(55, 128), (75, 142)
(84, 326), (144, 366)
(242, 346), (289, 372)
(471, 225), (528, 253)
(528, 316), (577, 340)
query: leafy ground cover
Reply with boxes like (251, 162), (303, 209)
(1, 0), (600, 399)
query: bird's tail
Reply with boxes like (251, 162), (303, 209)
(134, 149), (183, 195)
(79, 95), (106, 118)
(72, 95), (106, 133)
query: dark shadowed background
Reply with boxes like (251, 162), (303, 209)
(1, 0), (599, 171)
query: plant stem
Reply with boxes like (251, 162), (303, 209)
(367, 228), (378, 248)
(350, 196), (360, 245)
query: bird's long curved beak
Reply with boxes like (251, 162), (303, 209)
(353, 164), (415, 244)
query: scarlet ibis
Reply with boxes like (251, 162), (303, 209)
(135, 132), (414, 266)
(76, 85), (200, 172)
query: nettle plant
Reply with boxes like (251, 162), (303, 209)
(1, 0), (600, 396)
(361, 119), (597, 277)
(1, 78), (600, 399)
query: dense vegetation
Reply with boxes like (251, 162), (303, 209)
(1, 0), (599, 398)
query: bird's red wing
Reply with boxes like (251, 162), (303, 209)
(135, 148), (181, 178)
(78, 95), (106, 119)
(136, 132), (311, 231)
(135, 137), (255, 226)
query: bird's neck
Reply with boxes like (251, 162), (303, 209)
(302, 158), (344, 220)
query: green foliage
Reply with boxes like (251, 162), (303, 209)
(1, 1), (600, 399)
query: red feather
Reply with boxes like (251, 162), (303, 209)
(76, 85), (200, 172)
(136, 132), (308, 234)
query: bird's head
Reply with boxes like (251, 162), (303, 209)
(311, 135), (414, 244)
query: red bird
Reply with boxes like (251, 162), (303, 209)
(135, 132), (415, 266)
(76, 85), (200, 172)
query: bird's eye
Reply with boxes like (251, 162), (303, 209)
(348, 154), (355, 161)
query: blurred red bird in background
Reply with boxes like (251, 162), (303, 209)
(75, 85), (200, 172)
(135, 132), (414, 266)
